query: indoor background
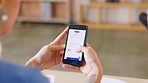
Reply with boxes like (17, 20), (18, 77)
(1, 0), (148, 79)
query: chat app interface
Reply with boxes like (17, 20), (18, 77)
(64, 29), (86, 61)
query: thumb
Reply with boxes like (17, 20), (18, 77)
(77, 46), (94, 63)
(77, 46), (88, 53)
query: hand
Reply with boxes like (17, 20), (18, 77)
(25, 27), (68, 70)
(62, 43), (103, 83)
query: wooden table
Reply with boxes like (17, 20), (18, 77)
(42, 70), (148, 83)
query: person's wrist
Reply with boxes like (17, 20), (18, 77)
(28, 56), (52, 70)
(83, 63), (101, 83)
(25, 57), (39, 68)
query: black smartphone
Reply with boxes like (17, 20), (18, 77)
(62, 24), (88, 66)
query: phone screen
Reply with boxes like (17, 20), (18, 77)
(64, 29), (86, 61)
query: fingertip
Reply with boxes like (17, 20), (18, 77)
(62, 44), (66, 48)
(79, 46), (87, 52)
(76, 47), (81, 53)
(66, 26), (69, 29)
(64, 27), (69, 32)
(86, 42), (90, 47)
(76, 46), (85, 53)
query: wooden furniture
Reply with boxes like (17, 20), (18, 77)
(17, 0), (71, 24)
(79, 1), (148, 31)
(42, 70), (148, 83)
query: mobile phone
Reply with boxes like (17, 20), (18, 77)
(62, 24), (88, 66)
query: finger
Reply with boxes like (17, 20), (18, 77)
(25, 57), (36, 67)
(76, 43), (90, 53)
(62, 64), (80, 71)
(56, 54), (63, 65)
(62, 44), (66, 48)
(77, 46), (88, 53)
(76, 42), (90, 53)
(51, 27), (68, 45)
(59, 54), (63, 65)
(48, 45), (65, 51)
(86, 42), (90, 47)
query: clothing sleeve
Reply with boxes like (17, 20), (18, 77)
(0, 60), (49, 83)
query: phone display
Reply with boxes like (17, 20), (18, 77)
(62, 25), (88, 66)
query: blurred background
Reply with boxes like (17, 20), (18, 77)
(1, 0), (148, 79)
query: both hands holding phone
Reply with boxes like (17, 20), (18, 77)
(25, 25), (103, 83)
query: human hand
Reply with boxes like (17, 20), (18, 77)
(62, 43), (103, 83)
(25, 27), (68, 70)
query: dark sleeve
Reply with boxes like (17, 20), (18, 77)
(0, 60), (49, 83)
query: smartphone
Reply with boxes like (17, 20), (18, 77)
(62, 24), (88, 66)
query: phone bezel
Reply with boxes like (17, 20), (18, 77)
(62, 24), (88, 67)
